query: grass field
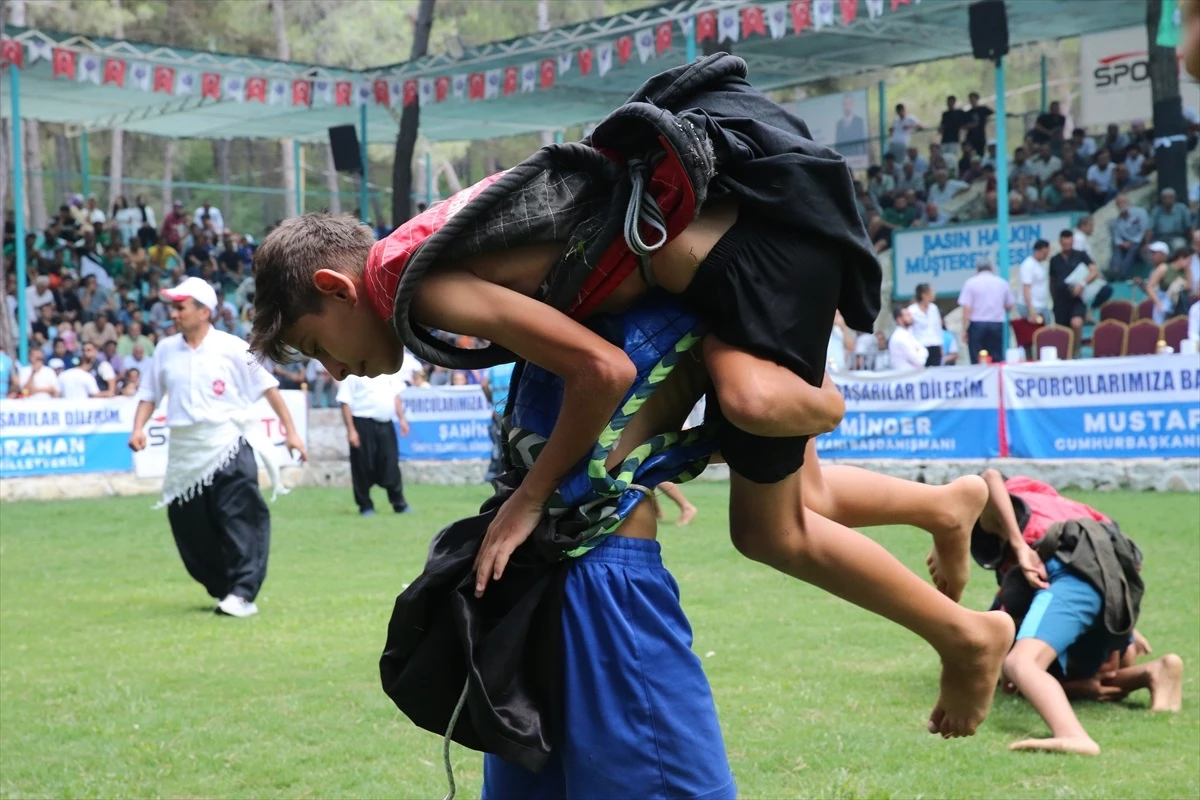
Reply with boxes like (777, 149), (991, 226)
(1, 483), (1197, 799)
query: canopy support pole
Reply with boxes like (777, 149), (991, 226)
(425, 151), (433, 207)
(293, 139), (303, 216)
(359, 104), (369, 224)
(80, 130), (91, 200)
(1040, 54), (1048, 112)
(10, 63), (29, 365)
(877, 80), (887, 164)
(995, 56), (1011, 359)
(554, 130), (564, 144)
(685, 16), (696, 62)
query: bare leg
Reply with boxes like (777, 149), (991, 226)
(1102, 654), (1184, 712)
(1005, 638), (1101, 755)
(727, 471), (1014, 738)
(801, 440), (986, 602)
(657, 481), (698, 525)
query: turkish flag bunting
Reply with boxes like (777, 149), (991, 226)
(402, 79), (418, 107)
(578, 47), (593, 76)
(615, 36), (632, 65)
(791, 0), (812, 33)
(841, 0), (858, 24)
(1, 38), (24, 68)
(335, 81), (353, 106)
(153, 65), (175, 93)
(435, 76), (450, 102)
(245, 76), (267, 103)
(103, 58), (127, 87)
(539, 59), (555, 90)
(201, 72), (221, 99)
(655, 22), (673, 54)
(503, 66), (518, 96)
(892, 0), (912, 9)
(696, 11), (718, 42)
(743, 6), (767, 37)
(52, 47), (76, 78)
(468, 72), (485, 100)
(291, 79), (310, 106)
(372, 78), (389, 106)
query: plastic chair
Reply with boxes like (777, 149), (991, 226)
(1033, 324), (1074, 360)
(1099, 300), (1134, 324)
(1126, 319), (1161, 356)
(1090, 319), (1128, 358)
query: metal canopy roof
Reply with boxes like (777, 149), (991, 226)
(2, 0), (1146, 144)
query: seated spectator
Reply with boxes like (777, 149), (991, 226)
(271, 357), (306, 390)
(1058, 143), (1087, 187)
(957, 142), (977, 176)
(100, 339), (124, 377)
(77, 274), (115, 323)
(1009, 190), (1030, 217)
(117, 321), (154, 358)
(907, 145), (930, 176)
(1109, 194), (1152, 279)
(1124, 144), (1148, 179)
(1055, 181), (1090, 213)
(58, 320), (79, 355)
(926, 169), (970, 208)
(124, 342), (152, 377)
(941, 329), (960, 365)
(915, 201), (949, 227)
(119, 367), (141, 397)
(1010, 147), (1034, 180)
(867, 165), (896, 204)
(50, 337), (78, 369)
(30, 303), (57, 349)
(147, 240), (182, 274)
(81, 311), (118, 349)
(1070, 127), (1096, 161)
(887, 305), (928, 370)
(1085, 148), (1118, 209)
(26, 275), (55, 315)
(1074, 216), (1095, 259)
(1015, 174), (1041, 212)
(896, 161), (925, 194)
(982, 141), (998, 168)
(882, 152), (901, 182)
(1111, 164), (1141, 195)
(1028, 142), (1062, 185)
(1099, 124), (1129, 162)
(960, 156), (985, 184)
(1151, 188), (1194, 251)
(18, 348), (60, 397)
(880, 193), (919, 231)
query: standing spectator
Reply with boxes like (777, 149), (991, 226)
(337, 373), (411, 516)
(1141, 245), (1195, 324)
(193, 200), (225, 233)
(825, 309), (855, 372)
(160, 200), (189, 250)
(957, 260), (1014, 363)
(1073, 216), (1095, 259)
(938, 96), (968, 160)
(59, 342), (114, 400)
(83, 196), (106, 228)
(835, 93), (868, 157)
(1030, 101), (1066, 145)
(271, 357), (306, 390)
(113, 196), (141, 247)
(1019, 239), (1053, 322)
(1049, 229), (1100, 353)
(306, 359), (336, 408)
(19, 348), (60, 397)
(133, 194), (158, 247)
(481, 359), (516, 483)
(1109, 194), (1151, 280)
(964, 92), (994, 157)
(128, 277), (306, 618)
(888, 103), (923, 162)
(887, 306), (928, 370)
(1028, 143), (1062, 185)
(926, 169), (970, 208)
(1085, 149), (1117, 208)
(1150, 188), (1194, 251)
(906, 284), (944, 367)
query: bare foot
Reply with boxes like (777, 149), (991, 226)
(925, 475), (988, 603)
(676, 504), (697, 526)
(1149, 654), (1184, 712)
(1010, 736), (1101, 756)
(928, 610), (1015, 738)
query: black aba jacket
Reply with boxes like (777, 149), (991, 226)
(379, 54), (883, 774)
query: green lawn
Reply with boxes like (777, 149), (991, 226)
(1, 484), (1197, 799)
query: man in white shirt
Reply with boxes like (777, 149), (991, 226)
(887, 306), (929, 370)
(25, 276), (56, 316)
(1019, 239), (1053, 322)
(193, 200), (225, 233)
(124, 343), (153, 378)
(83, 196), (106, 227)
(957, 260), (1015, 364)
(128, 278), (306, 618)
(337, 373), (411, 516)
(926, 170), (970, 209)
(888, 103), (923, 162)
(905, 284), (944, 367)
(18, 348), (60, 397)
(1073, 216), (1094, 259)
(59, 342), (116, 400)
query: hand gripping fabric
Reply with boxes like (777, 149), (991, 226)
(379, 293), (715, 779)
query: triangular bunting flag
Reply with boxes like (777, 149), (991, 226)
(841, 0), (858, 24)
(335, 80), (353, 106)
(791, 0), (812, 32)
(52, 48), (76, 79)
(596, 42), (613, 77)
(313, 78), (333, 105)
(718, 7), (740, 43)
(557, 51), (572, 76)
(452, 74), (466, 99)
(103, 58), (127, 87)
(484, 68), (501, 99)
(246, 76), (268, 103)
(539, 58), (555, 90)
(866, 0), (884, 18)
(291, 79), (310, 106)
(1, 38), (24, 68)
(402, 79), (418, 107)
(634, 28), (655, 64)
(503, 66), (518, 96)
(77, 53), (101, 84)
(223, 73), (246, 102)
(354, 82), (372, 107)
(373, 78), (390, 106)
(578, 47), (593, 76)
(435, 76), (450, 102)
(468, 73), (485, 100)
(175, 70), (198, 97)
(520, 63), (536, 93)
(615, 36), (632, 66)
(655, 22), (673, 55)
(696, 11), (717, 42)
(418, 78), (434, 106)
(268, 78), (288, 105)
(201, 72), (221, 100)
(27, 40), (53, 64)
(153, 65), (175, 94)
(814, 0), (836, 29)
(743, 5), (767, 37)
(766, 2), (789, 38)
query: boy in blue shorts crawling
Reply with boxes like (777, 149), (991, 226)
(972, 470), (1184, 756)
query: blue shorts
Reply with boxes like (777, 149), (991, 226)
(481, 536), (736, 800)
(1016, 557), (1128, 678)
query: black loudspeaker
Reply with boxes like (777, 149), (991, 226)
(328, 125), (363, 173)
(968, 0), (1009, 61)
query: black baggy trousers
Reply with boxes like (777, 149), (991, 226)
(350, 417), (407, 513)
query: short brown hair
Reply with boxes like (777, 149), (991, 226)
(250, 213), (376, 363)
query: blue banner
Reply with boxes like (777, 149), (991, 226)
(0, 397), (138, 477)
(397, 386), (493, 461)
(820, 365), (1002, 459)
(1003, 354), (1200, 459)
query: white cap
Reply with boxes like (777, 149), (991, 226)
(162, 277), (218, 312)
(1147, 241), (1170, 255)
(48, 358), (65, 370)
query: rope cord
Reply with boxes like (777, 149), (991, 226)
(440, 678), (470, 800)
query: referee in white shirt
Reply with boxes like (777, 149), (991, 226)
(128, 278), (306, 618)
(337, 373), (410, 516)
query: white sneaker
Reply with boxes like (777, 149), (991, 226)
(216, 594), (259, 618)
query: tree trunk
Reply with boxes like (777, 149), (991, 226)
(52, 129), (70, 211)
(324, 143), (342, 215)
(440, 159), (462, 194)
(390, 0), (436, 226)
(217, 139), (232, 223)
(108, 0), (125, 209)
(162, 139), (175, 210)
(1146, 0), (1187, 199)
(25, 122), (46, 231)
(271, 0), (298, 218)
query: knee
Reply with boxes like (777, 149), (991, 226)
(716, 378), (774, 434)
(729, 510), (810, 570)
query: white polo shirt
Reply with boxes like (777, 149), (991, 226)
(888, 326), (929, 370)
(137, 327), (278, 427)
(906, 302), (945, 348)
(58, 367), (101, 401)
(1019, 255), (1051, 311)
(336, 373), (405, 423)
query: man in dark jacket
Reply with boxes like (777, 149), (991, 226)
(971, 469), (1184, 756)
